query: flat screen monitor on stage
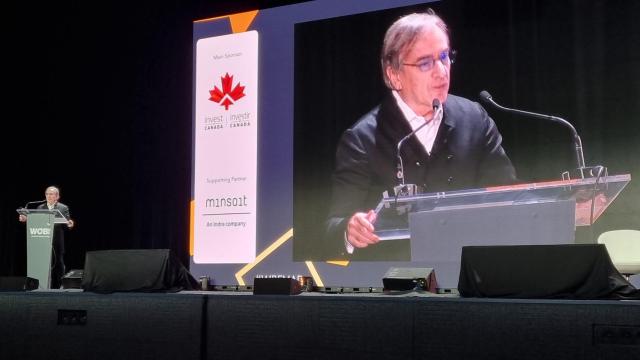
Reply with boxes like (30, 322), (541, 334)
(189, 0), (639, 289)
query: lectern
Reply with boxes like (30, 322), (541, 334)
(16, 208), (69, 289)
(374, 174), (631, 288)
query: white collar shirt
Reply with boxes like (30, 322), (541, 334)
(392, 90), (442, 155)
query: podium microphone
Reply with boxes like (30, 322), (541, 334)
(395, 99), (442, 194)
(23, 200), (46, 209)
(479, 90), (587, 176)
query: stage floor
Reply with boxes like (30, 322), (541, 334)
(1, 290), (638, 360)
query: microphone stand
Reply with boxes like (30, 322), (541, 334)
(394, 100), (443, 196)
(479, 91), (593, 179)
(23, 200), (46, 209)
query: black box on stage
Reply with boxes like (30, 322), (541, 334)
(61, 269), (84, 289)
(457, 244), (640, 299)
(82, 249), (198, 293)
(253, 278), (301, 295)
(383, 267), (437, 292)
(0, 276), (39, 291)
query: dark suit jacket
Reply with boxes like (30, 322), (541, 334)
(325, 94), (516, 260)
(37, 202), (71, 254)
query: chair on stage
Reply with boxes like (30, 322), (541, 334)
(597, 229), (640, 281)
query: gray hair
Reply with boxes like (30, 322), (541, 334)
(45, 186), (60, 195)
(381, 10), (449, 88)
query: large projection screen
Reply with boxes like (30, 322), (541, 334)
(190, 0), (639, 289)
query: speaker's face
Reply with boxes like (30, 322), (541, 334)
(45, 188), (59, 205)
(389, 25), (451, 116)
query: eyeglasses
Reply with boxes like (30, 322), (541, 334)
(402, 49), (456, 72)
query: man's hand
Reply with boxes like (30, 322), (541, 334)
(18, 214), (27, 222)
(67, 219), (75, 229)
(346, 210), (380, 248)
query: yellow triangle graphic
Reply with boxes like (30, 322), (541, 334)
(194, 10), (259, 33)
(228, 10), (259, 33)
(326, 260), (350, 267)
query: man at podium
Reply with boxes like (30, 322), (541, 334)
(325, 10), (516, 260)
(18, 186), (75, 288)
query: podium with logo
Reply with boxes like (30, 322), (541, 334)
(16, 208), (69, 289)
(373, 174), (632, 288)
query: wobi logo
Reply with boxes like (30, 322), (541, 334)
(30, 228), (51, 236)
(209, 73), (245, 110)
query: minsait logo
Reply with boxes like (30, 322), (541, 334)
(30, 228), (51, 236)
(209, 73), (245, 110)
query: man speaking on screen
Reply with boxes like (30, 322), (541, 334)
(325, 10), (516, 260)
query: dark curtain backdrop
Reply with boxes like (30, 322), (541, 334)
(0, 0), (306, 276)
(293, 0), (640, 259)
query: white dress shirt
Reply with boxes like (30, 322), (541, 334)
(392, 90), (441, 155)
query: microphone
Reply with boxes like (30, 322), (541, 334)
(23, 200), (46, 209)
(396, 99), (443, 191)
(479, 90), (586, 176)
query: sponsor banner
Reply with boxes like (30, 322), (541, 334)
(194, 31), (259, 263)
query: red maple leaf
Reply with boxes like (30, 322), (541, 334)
(209, 73), (246, 110)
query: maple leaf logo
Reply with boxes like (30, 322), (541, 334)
(208, 73), (246, 110)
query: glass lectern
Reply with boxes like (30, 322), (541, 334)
(373, 174), (631, 289)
